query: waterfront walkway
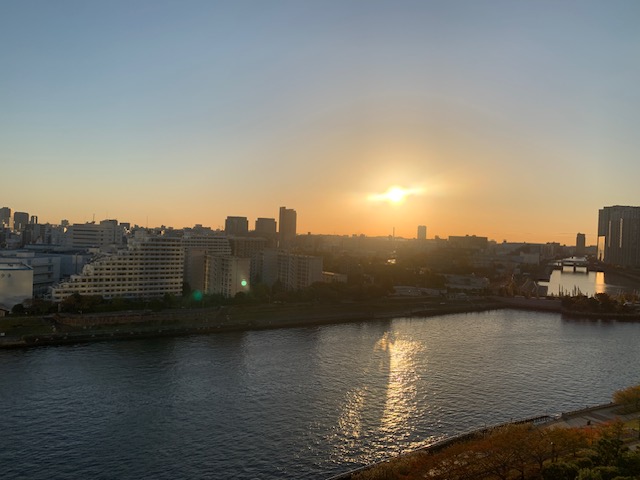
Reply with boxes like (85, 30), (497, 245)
(328, 403), (640, 479)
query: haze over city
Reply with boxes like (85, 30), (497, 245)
(3, 1), (640, 244)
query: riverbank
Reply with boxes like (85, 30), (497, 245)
(328, 401), (640, 480)
(5, 294), (640, 349)
(0, 297), (504, 348)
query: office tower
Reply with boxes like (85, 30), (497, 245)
(255, 217), (277, 247)
(575, 233), (586, 256)
(13, 212), (29, 232)
(224, 216), (249, 236)
(417, 225), (427, 241)
(598, 205), (640, 268)
(278, 207), (296, 249)
(0, 207), (11, 229)
(255, 217), (277, 236)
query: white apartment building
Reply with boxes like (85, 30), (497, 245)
(205, 255), (250, 298)
(50, 232), (184, 302)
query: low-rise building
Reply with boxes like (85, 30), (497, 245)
(0, 263), (33, 309)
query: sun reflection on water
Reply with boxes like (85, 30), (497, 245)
(331, 331), (429, 464)
(377, 332), (424, 442)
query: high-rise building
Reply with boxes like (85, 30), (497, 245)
(255, 217), (277, 247)
(225, 216), (249, 236)
(575, 233), (586, 256)
(13, 212), (29, 232)
(278, 207), (296, 249)
(598, 205), (640, 268)
(417, 225), (427, 241)
(255, 217), (276, 235)
(0, 207), (12, 229)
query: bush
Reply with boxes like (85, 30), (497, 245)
(542, 462), (579, 480)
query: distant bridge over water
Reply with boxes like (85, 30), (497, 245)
(555, 257), (589, 272)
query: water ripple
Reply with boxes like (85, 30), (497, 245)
(1, 310), (640, 479)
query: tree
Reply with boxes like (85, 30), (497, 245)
(11, 303), (25, 315)
(541, 461), (579, 480)
(613, 385), (640, 413)
(594, 421), (626, 467)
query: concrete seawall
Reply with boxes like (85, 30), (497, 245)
(326, 402), (621, 480)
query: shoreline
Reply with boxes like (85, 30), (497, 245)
(3, 295), (640, 350)
(0, 298), (504, 349)
(326, 401), (630, 480)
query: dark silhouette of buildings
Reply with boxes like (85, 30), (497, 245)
(278, 207), (296, 249)
(598, 205), (640, 268)
(575, 232), (586, 256)
(224, 216), (249, 236)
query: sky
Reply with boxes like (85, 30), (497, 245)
(2, 1), (640, 245)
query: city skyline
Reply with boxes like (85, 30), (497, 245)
(3, 1), (640, 244)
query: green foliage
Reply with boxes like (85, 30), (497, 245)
(542, 461), (579, 480)
(595, 422), (626, 466)
(11, 303), (25, 315)
(562, 292), (635, 315)
(574, 456), (596, 470)
(592, 466), (622, 480)
(617, 450), (640, 477)
(613, 385), (640, 413)
(577, 468), (603, 480)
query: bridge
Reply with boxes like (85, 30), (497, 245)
(559, 257), (589, 272)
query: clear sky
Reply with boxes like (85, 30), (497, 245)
(2, 1), (640, 244)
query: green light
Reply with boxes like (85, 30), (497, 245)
(241, 279), (247, 287)
(192, 290), (203, 301)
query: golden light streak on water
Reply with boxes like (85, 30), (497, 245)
(377, 332), (425, 445)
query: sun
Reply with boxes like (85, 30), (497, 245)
(386, 187), (408, 204)
(368, 185), (423, 205)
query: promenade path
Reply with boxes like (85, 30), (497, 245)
(546, 403), (640, 450)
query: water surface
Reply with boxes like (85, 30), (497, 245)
(1, 309), (639, 479)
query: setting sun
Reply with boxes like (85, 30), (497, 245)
(368, 186), (423, 205)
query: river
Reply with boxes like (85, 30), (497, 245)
(540, 267), (640, 297)
(2, 309), (639, 479)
